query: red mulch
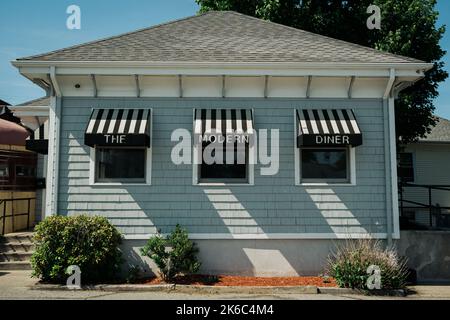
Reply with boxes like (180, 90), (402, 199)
(140, 275), (337, 287)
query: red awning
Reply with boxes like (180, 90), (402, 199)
(0, 118), (29, 146)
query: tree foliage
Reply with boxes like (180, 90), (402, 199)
(196, 0), (447, 143)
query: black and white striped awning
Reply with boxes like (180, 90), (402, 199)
(85, 109), (151, 147)
(26, 121), (49, 154)
(194, 109), (254, 144)
(297, 109), (362, 147)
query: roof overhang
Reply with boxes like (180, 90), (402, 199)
(9, 105), (49, 131)
(12, 60), (433, 78)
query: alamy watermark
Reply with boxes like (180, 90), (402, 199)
(366, 264), (382, 290)
(367, 5), (381, 30)
(66, 5), (81, 30)
(171, 129), (280, 176)
(66, 265), (81, 289)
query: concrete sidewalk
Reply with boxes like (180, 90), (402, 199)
(1, 271), (449, 300)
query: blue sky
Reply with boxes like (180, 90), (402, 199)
(1, 0), (449, 118)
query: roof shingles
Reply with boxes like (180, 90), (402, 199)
(18, 11), (423, 64)
(420, 117), (450, 143)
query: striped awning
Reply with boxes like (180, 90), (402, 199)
(297, 109), (362, 147)
(194, 109), (254, 144)
(26, 121), (49, 154)
(85, 109), (151, 147)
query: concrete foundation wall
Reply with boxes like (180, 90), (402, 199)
(121, 238), (347, 277)
(121, 232), (450, 281)
(396, 230), (450, 283)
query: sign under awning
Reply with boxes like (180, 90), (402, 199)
(194, 109), (254, 144)
(26, 121), (48, 154)
(297, 109), (362, 147)
(84, 109), (151, 147)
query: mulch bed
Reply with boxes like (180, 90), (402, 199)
(139, 275), (337, 287)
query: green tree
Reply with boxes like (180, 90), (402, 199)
(196, 0), (447, 144)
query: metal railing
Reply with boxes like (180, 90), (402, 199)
(398, 182), (450, 230)
(0, 197), (36, 235)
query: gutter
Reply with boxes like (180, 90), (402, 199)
(49, 66), (61, 97)
(383, 68), (396, 98)
(11, 60), (434, 71)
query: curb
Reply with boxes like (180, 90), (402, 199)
(31, 283), (318, 294)
(318, 287), (407, 297)
(172, 285), (318, 295)
(31, 283), (406, 296)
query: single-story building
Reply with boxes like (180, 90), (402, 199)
(10, 11), (433, 276)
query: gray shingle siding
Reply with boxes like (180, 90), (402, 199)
(57, 97), (388, 236)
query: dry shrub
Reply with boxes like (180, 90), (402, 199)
(326, 239), (408, 290)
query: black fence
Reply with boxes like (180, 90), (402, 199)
(399, 183), (450, 230)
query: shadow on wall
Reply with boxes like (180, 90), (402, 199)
(304, 188), (369, 236)
(59, 185), (381, 276)
(59, 182), (384, 276)
(116, 186), (378, 276)
(56, 138), (383, 276)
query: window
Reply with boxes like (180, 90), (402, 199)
(95, 147), (146, 183)
(0, 164), (8, 177)
(398, 152), (414, 182)
(300, 147), (350, 183)
(198, 142), (249, 183)
(15, 165), (36, 177)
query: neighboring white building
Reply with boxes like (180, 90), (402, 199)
(399, 116), (450, 229)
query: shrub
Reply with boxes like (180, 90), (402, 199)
(141, 224), (201, 281)
(125, 265), (143, 284)
(31, 215), (123, 284)
(326, 239), (408, 290)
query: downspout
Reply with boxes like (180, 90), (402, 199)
(45, 66), (61, 217)
(383, 68), (396, 246)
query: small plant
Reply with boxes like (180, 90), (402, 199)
(326, 239), (408, 290)
(141, 225), (201, 281)
(31, 215), (123, 284)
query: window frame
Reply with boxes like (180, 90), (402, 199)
(299, 147), (351, 184)
(0, 163), (9, 179)
(294, 112), (356, 186)
(197, 142), (250, 184)
(192, 108), (255, 186)
(90, 146), (152, 186)
(15, 165), (36, 178)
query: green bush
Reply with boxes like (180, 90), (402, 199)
(141, 225), (201, 281)
(326, 239), (408, 290)
(31, 215), (123, 284)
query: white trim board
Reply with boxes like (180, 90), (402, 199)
(44, 96), (60, 217)
(45, 75), (421, 99)
(124, 233), (391, 240)
(389, 97), (400, 239)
